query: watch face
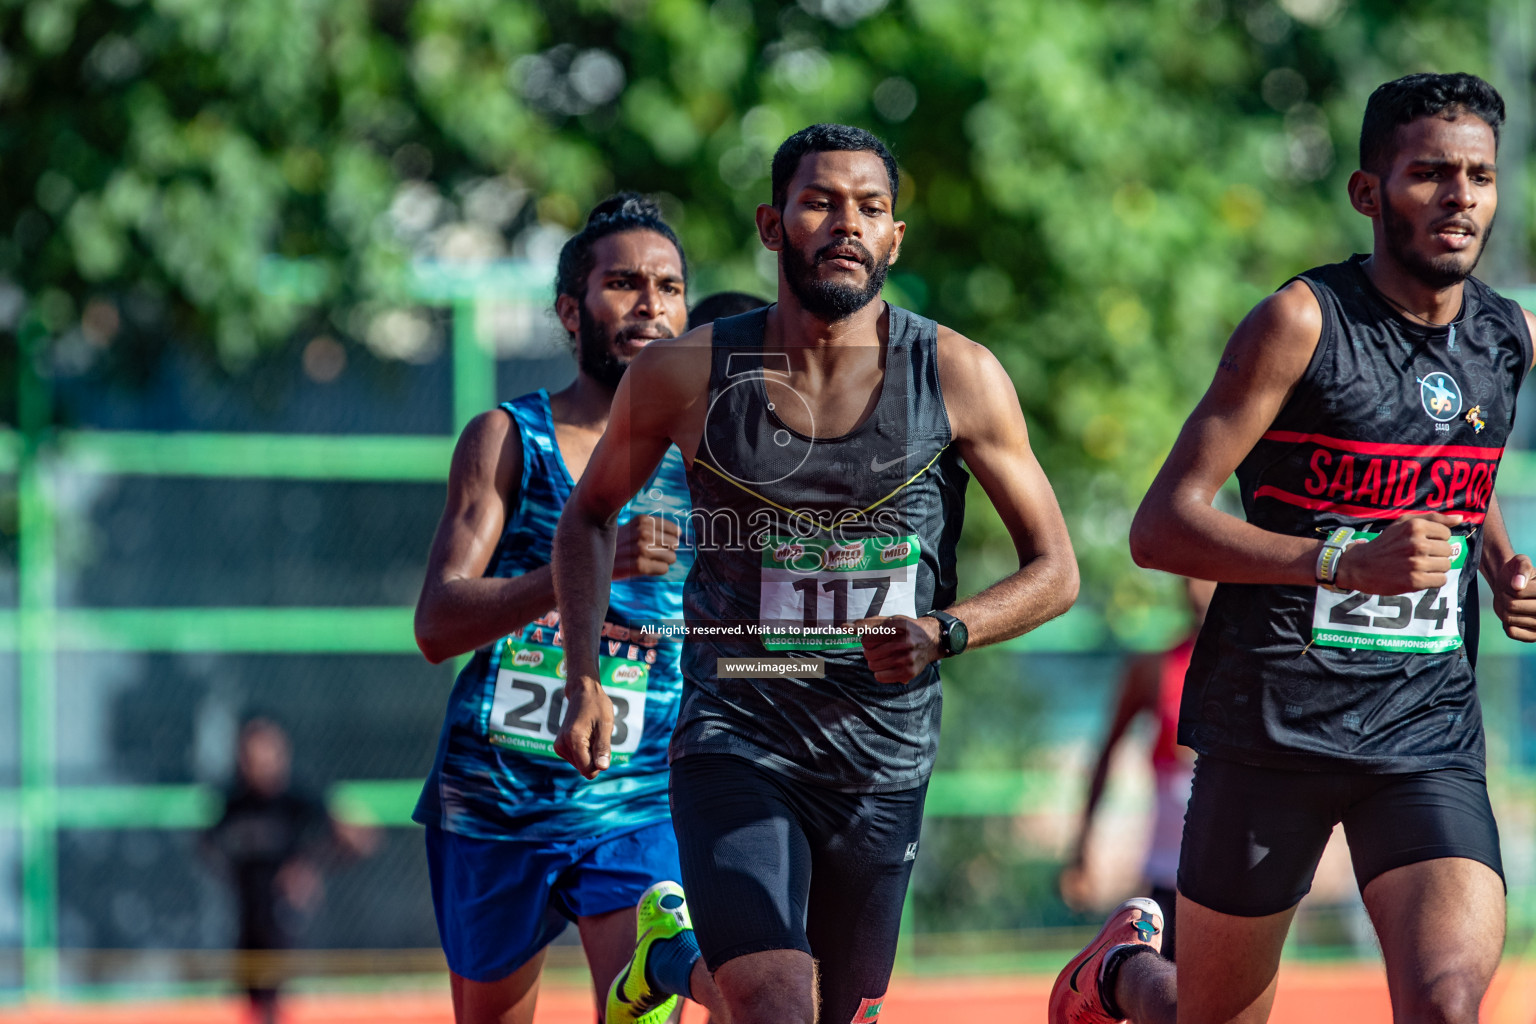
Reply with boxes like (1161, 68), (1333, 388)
(949, 619), (968, 654)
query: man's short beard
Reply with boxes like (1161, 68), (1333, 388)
(1381, 199), (1492, 290)
(574, 303), (673, 390)
(781, 238), (893, 322)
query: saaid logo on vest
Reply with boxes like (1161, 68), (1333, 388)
(1417, 372), (1463, 422)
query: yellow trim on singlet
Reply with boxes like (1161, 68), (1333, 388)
(691, 445), (951, 534)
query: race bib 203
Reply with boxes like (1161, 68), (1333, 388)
(488, 639), (649, 762)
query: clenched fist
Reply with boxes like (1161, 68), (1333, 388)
(1335, 513), (1462, 596)
(853, 615), (942, 684)
(613, 515), (680, 580)
(1491, 553), (1536, 642)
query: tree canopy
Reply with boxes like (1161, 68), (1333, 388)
(0, 0), (1511, 607)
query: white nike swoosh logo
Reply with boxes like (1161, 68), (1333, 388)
(870, 453), (912, 473)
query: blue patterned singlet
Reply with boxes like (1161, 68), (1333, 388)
(414, 390), (693, 841)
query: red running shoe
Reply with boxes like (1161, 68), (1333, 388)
(1048, 896), (1164, 1024)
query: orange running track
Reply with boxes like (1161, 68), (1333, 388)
(12, 961), (1536, 1024)
(0, 963), (1414, 1024)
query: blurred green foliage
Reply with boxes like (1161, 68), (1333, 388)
(914, 816), (1068, 934)
(0, 0), (1508, 606)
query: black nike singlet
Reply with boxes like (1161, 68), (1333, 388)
(673, 305), (969, 792)
(1182, 255), (1532, 772)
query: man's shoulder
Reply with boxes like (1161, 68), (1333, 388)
(1222, 277), (1323, 354)
(457, 403), (526, 453)
(932, 321), (979, 349)
(1290, 256), (1357, 284)
(659, 321), (721, 348)
(625, 328), (717, 393)
(1465, 272), (1530, 315)
(1264, 277), (1325, 325)
(630, 326), (718, 365)
(460, 398), (526, 443)
(931, 322), (1007, 390)
(446, 402), (526, 503)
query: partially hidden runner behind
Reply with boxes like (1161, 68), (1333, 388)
(551, 123), (1080, 1024)
(412, 195), (694, 1024)
(687, 291), (769, 331)
(1050, 72), (1536, 1024)
(1061, 577), (1214, 960)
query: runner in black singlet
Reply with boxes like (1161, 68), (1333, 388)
(553, 124), (1080, 1024)
(1050, 72), (1536, 1024)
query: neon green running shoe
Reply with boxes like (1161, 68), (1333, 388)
(605, 881), (693, 1024)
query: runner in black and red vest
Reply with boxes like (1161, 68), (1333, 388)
(1051, 72), (1536, 1024)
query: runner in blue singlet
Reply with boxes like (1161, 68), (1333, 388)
(412, 194), (693, 1024)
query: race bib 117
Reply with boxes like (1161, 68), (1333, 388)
(758, 534), (920, 651)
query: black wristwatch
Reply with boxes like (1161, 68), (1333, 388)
(928, 609), (969, 657)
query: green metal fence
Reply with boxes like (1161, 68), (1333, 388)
(1, 263), (523, 996)
(5, 272), (1536, 997)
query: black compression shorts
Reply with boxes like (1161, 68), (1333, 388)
(1178, 755), (1503, 918)
(669, 753), (926, 1023)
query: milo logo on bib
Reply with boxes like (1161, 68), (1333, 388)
(488, 638), (651, 761)
(772, 542), (807, 563)
(825, 544), (865, 570)
(758, 534), (921, 651)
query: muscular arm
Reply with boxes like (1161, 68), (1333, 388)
(857, 330), (1078, 682)
(1480, 307), (1536, 640)
(552, 335), (712, 777)
(940, 329), (1079, 642)
(1129, 281), (1325, 584)
(413, 411), (559, 664)
(1134, 280), (1464, 596)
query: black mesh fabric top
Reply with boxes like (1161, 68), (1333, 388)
(673, 304), (969, 792)
(1183, 256), (1531, 773)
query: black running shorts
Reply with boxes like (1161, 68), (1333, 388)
(1178, 755), (1504, 918)
(669, 753), (925, 1023)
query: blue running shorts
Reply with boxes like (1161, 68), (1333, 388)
(425, 818), (681, 982)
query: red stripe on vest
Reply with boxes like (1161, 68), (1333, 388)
(1253, 484), (1487, 524)
(1262, 429), (1503, 461)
